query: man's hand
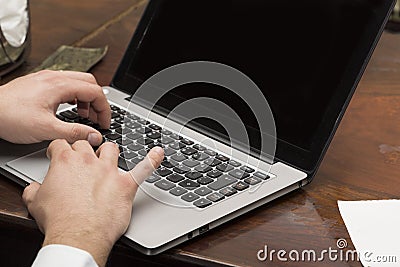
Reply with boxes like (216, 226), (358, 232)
(22, 140), (164, 267)
(0, 70), (111, 146)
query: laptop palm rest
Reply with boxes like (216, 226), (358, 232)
(6, 149), (49, 184)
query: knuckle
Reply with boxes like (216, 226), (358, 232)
(69, 124), (82, 142)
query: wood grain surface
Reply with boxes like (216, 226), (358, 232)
(1, 1), (400, 266)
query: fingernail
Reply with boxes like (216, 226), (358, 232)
(88, 133), (101, 146)
(152, 146), (164, 157)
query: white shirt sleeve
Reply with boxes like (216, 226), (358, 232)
(31, 244), (99, 267)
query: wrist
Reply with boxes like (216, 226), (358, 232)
(43, 229), (113, 267)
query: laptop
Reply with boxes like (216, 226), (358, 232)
(0, 0), (394, 255)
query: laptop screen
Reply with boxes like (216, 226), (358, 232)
(113, 0), (393, 172)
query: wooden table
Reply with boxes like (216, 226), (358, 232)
(1, 0), (400, 266)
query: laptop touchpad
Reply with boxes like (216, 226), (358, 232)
(6, 149), (49, 184)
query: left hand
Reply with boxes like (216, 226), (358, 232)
(0, 70), (111, 146)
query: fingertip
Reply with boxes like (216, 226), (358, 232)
(147, 146), (164, 169)
(87, 131), (103, 146)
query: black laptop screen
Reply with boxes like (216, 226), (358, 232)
(113, 0), (392, 172)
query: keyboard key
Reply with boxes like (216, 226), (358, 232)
(60, 110), (78, 120)
(111, 111), (121, 119)
(110, 122), (121, 129)
(169, 187), (188, 196)
(208, 175), (237, 190)
(117, 109), (127, 115)
(116, 138), (133, 146)
(219, 187), (237, 196)
(173, 164), (191, 174)
(181, 192), (200, 202)
(207, 192), (225, 202)
(155, 180), (175, 191)
(105, 133), (121, 141)
(228, 169), (250, 179)
(170, 133), (182, 140)
(110, 105), (120, 111)
(171, 153), (187, 162)
(194, 187), (212, 196)
(193, 144), (206, 151)
(156, 168), (173, 177)
(192, 152), (209, 161)
(138, 149), (148, 156)
(161, 160), (178, 168)
(185, 171), (203, 180)
(207, 170), (223, 178)
(179, 179), (200, 190)
(193, 198), (212, 208)
(127, 114), (139, 120)
(131, 156), (144, 164)
(147, 142), (163, 149)
(181, 138), (194, 145)
(127, 143), (144, 151)
(136, 137), (153, 145)
(149, 124), (162, 131)
(98, 128), (112, 135)
(146, 175), (161, 183)
(204, 149), (217, 156)
(114, 117), (125, 124)
(115, 127), (127, 134)
(228, 160), (241, 167)
(164, 147), (177, 156)
(118, 157), (135, 171)
(195, 164), (212, 173)
(136, 127), (152, 134)
(254, 172), (270, 180)
(240, 166), (255, 173)
(180, 147), (197, 156)
(183, 159), (200, 168)
(120, 151), (137, 159)
(147, 131), (161, 139)
(216, 163), (234, 172)
(215, 154), (230, 162)
(125, 121), (141, 129)
(204, 158), (222, 167)
(137, 118), (150, 125)
(161, 129), (172, 135)
(169, 142), (185, 150)
(233, 181), (249, 191)
(167, 173), (185, 183)
(197, 177), (214, 185)
(244, 176), (262, 185)
(160, 136), (174, 144)
(126, 132), (141, 140)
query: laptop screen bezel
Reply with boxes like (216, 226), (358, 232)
(111, 0), (395, 174)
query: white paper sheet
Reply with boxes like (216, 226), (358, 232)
(0, 0), (29, 47)
(338, 200), (400, 267)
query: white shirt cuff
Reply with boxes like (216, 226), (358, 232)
(32, 244), (98, 267)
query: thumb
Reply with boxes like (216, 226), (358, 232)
(22, 182), (41, 209)
(125, 147), (164, 189)
(52, 119), (103, 146)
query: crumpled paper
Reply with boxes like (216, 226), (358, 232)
(0, 0), (29, 47)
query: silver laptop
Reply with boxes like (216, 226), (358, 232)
(0, 0), (394, 255)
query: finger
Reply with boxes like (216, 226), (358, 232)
(88, 106), (99, 124)
(56, 80), (111, 129)
(58, 71), (98, 85)
(71, 140), (95, 153)
(77, 101), (90, 118)
(50, 118), (103, 146)
(125, 147), (164, 186)
(46, 139), (71, 159)
(97, 142), (119, 164)
(22, 182), (41, 209)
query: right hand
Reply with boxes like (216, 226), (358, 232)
(22, 140), (164, 267)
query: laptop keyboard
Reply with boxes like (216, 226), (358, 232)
(57, 104), (274, 209)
